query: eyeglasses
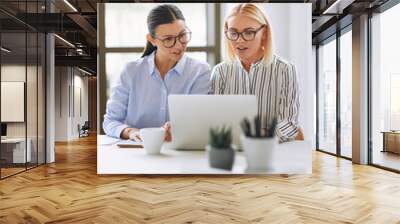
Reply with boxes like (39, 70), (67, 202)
(153, 31), (192, 48)
(225, 25), (265, 41)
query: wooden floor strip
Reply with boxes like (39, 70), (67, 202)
(0, 135), (400, 223)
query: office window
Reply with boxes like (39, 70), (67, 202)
(318, 38), (337, 154)
(105, 53), (142, 96)
(105, 3), (207, 48)
(104, 3), (212, 95)
(106, 52), (207, 95)
(340, 29), (352, 158)
(390, 74), (400, 129)
(371, 3), (400, 171)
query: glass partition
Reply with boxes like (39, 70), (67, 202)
(0, 1), (46, 179)
(340, 29), (352, 158)
(370, 3), (400, 171)
(317, 37), (337, 155)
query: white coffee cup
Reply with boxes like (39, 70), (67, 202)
(140, 128), (165, 155)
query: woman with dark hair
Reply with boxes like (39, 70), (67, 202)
(103, 4), (210, 141)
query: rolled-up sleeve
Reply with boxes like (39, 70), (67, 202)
(190, 64), (211, 94)
(276, 63), (300, 142)
(103, 67), (131, 138)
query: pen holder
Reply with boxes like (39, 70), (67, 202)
(241, 135), (277, 172)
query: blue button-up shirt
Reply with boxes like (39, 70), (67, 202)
(103, 51), (211, 138)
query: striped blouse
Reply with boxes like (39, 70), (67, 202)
(210, 54), (300, 142)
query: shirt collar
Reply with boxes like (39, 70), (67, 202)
(236, 56), (264, 71)
(147, 51), (156, 76)
(172, 53), (187, 76)
(147, 51), (187, 77)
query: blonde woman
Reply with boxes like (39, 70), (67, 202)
(210, 3), (304, 142)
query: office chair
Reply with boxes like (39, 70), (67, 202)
(79, 121), (90, 138)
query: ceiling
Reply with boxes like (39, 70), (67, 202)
(311, 0), (391, 44)
(0, 0), (394, 75)
(0, 0), (97, 74)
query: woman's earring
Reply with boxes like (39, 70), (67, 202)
(262, 46), (265, 51)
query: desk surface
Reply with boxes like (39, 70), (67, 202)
(381, 131), (400, 134)
(97, 135), (312, 175)
(1, 138), (28, 143)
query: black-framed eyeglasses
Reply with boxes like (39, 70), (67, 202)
(225, 25), (265, 41)
(153, 30), (192, 48)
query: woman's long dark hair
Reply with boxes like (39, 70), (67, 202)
(142, 4), (185, 58)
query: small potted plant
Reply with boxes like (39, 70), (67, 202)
(206, 125), (236, 170)
(240, 115), (277, 172)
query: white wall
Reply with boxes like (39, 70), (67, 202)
(55, 67), (89, 141)
(1, 65), (41, 137)
(72, 73), (89, 138)
(55, 67), (68, 141)
(222, 3), (314, 144)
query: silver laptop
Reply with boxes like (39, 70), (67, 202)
(166, 95), (258, 150)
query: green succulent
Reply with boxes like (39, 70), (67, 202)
(209, 125), (232, 149)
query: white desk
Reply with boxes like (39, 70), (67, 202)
(97, 135), (312, 175)
(1, 138), (32, 163)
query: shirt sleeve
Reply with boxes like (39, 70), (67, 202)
(209, 64), (225, 95)
(189, 63), (211, 94)
(103, 66), (131, 138)
(276, 63), (300, 142)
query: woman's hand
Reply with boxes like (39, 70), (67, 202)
(162, 122), (172, 142)
(121, 127), (142, 142)
(295, 127), (304, 141)
(129, 130), (142, 142)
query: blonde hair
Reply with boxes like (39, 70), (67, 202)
(224, 3), (273, 64)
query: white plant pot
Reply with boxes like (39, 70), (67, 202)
(240, 134), (277, 172)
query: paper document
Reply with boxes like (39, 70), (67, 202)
(97, 135), (122, 146)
